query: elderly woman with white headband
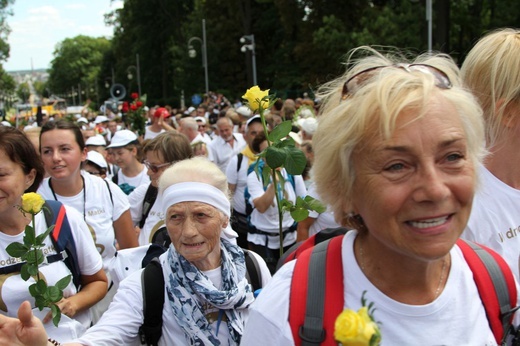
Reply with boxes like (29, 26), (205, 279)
(0, 157), (271, 346)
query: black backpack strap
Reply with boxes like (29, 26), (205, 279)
(243, 248), (262, 291)
(138, 257), (164, 346)
(237, 153), (243, 172)
(44, 200), (82, 290)
(139, 184), (158, 229)
(112, 174), (118, 185)
(103, 179), (114, 205)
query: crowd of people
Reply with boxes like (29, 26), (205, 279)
(0, 28), (520, 345)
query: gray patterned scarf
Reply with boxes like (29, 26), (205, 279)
(164, 238), (254, 345)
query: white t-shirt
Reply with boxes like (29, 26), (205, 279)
(115, 166), (150, 191)
(306, 182), (341, 237)
(462, 165), (520, 280)
(74, 250), (271, 346)
(208, 134), (246, 172)
(242, 230), (520, 345)
(38, 172), (130, 269)
(226, 154), (249, 214)
(128, 183), (165, 246)
(246, 169), (307, 249)
(0, 206), (103, 342)
(144, 126), (164, 140)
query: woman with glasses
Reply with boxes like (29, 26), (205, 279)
(128, 131), (193, 246)
(241, 46), (520, 345)
(37, 119), (138, 323)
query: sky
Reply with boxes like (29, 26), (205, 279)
(4, 0), (124, 71)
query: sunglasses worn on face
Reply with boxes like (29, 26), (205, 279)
(144, 160), (172, 173)
(86, 170), (101, 176)
(341, 63), (452, 100)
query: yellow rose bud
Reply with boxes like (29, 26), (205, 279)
(242, 86), (269, 112)
(21, 193), (45, 215)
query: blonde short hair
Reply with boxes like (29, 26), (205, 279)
(313, 46), (485, 225)
(461, 28), (520, 147)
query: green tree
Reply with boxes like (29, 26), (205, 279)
(47, 35), (111, 104)
(16, 81), (29, 103)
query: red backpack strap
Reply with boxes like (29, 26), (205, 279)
(289, 235), (344, 346)
(456, 239), (517, 343)
(51, 203), (66, 242)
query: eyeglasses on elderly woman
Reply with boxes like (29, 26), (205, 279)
(144, 160), (172, 173)
(341, 63), (452, 100)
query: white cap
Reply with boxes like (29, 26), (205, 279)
(94, 115), (109, 124)
(184, 106), (196, 115)
(236, 105), (252, 118)
(86, 151), (107, 169)
(245, 115), (261, 130)
(106, 130), (138, 148)
(85, 134), (107, 147)
(299, 118), (318, 135)
(0, 121), (11, 127)
(194, 116), (206, 125)
(77, 117), (88, 124)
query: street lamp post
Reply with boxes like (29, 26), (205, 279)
(188, 19), (209, 95)
(426, 0), (432, 52)
(240, 34), (257, 86)
(127, 53), (142, 96)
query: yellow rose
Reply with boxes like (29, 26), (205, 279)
(335, 307), (381, 346)
(21, 193), (45, 215)
(242, 86), (269, 112)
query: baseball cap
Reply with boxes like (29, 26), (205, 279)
(0, 121), (11, 127)
(236, 105), (252, 118)
(85, 134), (107, 147)
(106, 130), (138, 148)
(86, 151), (107, 169)
(153, 107), (170, 118)
(194, 116), (207, 125)
(77, 117), (88, 124)
(94, 115), (109, 124)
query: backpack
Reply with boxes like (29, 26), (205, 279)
(139, 184), (159, 229)
(0, 200), (81, 290)
(288, 232), (519, 346)
(138, 248), (264, 346)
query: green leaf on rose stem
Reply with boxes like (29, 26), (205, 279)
(5, 242), (29, 258)
(51, 304), (61, 327)
(36, 225), (54, 244)
(29, 283), (39, 296)
(26, 250), (45, 266)
(284, 148), (307, 175)
(268, 120), (292, 142)
(36, 279), (48, 294)
(20, 264), (30, 281)
(304, 195), (327, 213)
(23, 225), (36, 245)
(291, 207), (309, 222)
(265, 146), (286, 169)
(55, 275), (72, 290)
(34, 296), (47, 310)
(48, 286), (63, 303)
(275, 136), (295, 148)
(279, 199), (293, 209)
(262, 165), (272, 189)
(275, 170), (286, 187)
(27, 263), (39, 276)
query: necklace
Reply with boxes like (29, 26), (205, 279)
(49, 175), (86, 220)
(358, 239), (448, 298)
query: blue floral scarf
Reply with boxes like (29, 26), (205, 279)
(164, 238), (254, 345)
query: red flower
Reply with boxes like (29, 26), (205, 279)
(130, 104), (137, 111)
(136, 101), (143, 107)
(122, 102), (129, 112)
(131, 93), (139, 100)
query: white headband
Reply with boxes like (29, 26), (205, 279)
(162, 182), (231, 217)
